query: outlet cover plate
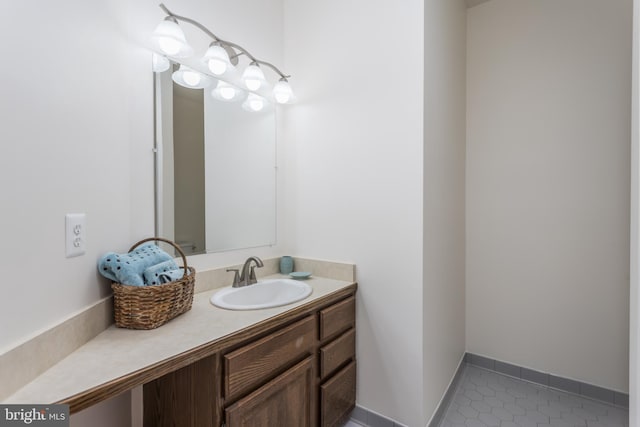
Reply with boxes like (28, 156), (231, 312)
(65, 213), (86, 258)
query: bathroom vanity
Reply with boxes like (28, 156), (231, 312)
(144, 290), (356, 427)
(3, 268), (356, 427)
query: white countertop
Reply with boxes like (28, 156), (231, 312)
(5, 275), (354, 405)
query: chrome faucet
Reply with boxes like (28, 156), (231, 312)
(227, 256), (264, 288)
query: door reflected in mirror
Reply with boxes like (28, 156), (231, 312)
(154, 65), (276, 255)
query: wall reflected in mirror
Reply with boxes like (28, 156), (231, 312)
(155, 64), (277, 255)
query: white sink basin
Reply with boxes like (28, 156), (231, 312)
(210, 279), (313, 310)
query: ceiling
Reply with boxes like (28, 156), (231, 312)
(465, 0), (492, 8)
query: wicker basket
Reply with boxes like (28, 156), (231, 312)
(111, 237), (195, 330)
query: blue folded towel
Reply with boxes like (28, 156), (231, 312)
(98, 243), (177, 286)
(157, 269), (186, 284)
(143, 260), (184, 285)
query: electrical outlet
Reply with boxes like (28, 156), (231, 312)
(65, 213), (86, 258)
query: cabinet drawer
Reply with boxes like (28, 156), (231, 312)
(319, 296), (355, 341)
(224, 315), (315, 400)
(320, 329), (355, 379)
(320, 360), (356, 427)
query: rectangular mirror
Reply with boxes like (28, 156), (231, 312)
(154, 64), (277, 255)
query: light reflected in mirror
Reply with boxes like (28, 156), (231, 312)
(154, 64), (276, 255)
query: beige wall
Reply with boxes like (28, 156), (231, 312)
(466, 0), (632, 392)
(423, 0), (467, 422)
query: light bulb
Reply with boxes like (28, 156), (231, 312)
(220, 86), (236, 100)
(273, 80), (293, 104)
(245, 78), (260, 91)
(208, 59), (227, 75)
(242, 64), (265, 91)
(204, 45), (232, 76)
(158, 37), (181, 56)
(211, 81), (243, 102)
(151, 19), (193, 58)
(172, 65), (211, 89)
(152, 53), (170, 73)
(250, 99), (264, 111)
(244, 94), (266, 112)
(182, 70), (201, 87)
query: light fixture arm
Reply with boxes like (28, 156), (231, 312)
(158, 3), (290, 80)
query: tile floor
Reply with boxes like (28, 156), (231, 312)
(440, 366), (628, 427)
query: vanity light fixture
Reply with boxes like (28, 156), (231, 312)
(152, 3), (294, 104)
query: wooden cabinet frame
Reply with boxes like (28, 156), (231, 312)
(141, 285), (357, 427)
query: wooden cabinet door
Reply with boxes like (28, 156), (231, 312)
(320, 361), (356, 427)
(225, 356), (314, 427)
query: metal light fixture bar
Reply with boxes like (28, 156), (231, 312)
(158, 3), (290, 80)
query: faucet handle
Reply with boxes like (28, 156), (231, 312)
(226, 268), (240, 287)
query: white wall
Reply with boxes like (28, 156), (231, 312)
(466, 0), (632, 392)
(423, 0), (467, 422)
(283, 0), (466, 425)
(282, 1), (425, 425)
(0, 0), (153, 354)
(0, 0), (285, 425)
(0, 0), (286, 350)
